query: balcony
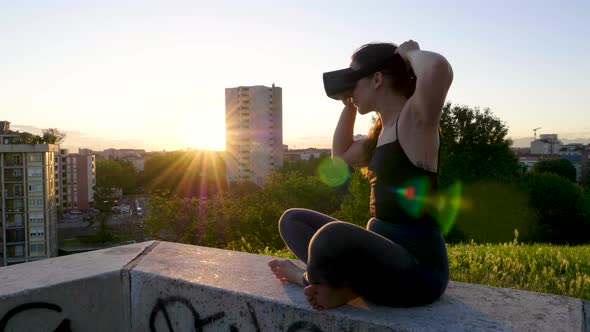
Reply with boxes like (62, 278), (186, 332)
(0, 241), (587, 331)
(3, 160), (23, 167)
(5, 229), (25, 243)
(5, 244), (25, 258)
(4, 187), (24, 198)
(3, 175), (24, 182)
(5, 221), (24, 229)
(4, 207), (24, 214)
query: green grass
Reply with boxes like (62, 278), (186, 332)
(247, 240), (590, 301)
(448, 241), (590, 300)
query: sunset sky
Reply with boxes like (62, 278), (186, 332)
(1, 0), (588, 151)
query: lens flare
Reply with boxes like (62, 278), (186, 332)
(317, 157), (350, 187)
(393, 177), (429, 218)
(429, 181), (462, 235)
(389, 179), (463, 235)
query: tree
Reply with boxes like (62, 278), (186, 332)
(225, 181), (262, 199)
(280, 153), (330, 177)
(144, 191), (200, 244)
(11, 132), (43, 144)
(86, 185), (118, 244)
(138, 150), (226, 197)
(200, 171), (343, 251)
(531, 158), (577, 182)
(334, 169), (371, 226)
(96, 159), (138, 194)
(439, 103), (521, 186)
(445, 181), (537, 243)
(42, 128), (66, 144)
(517, 172), (589, 244)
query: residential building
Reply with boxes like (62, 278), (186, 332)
(0, 121), (19, 144)
(95, 148), (145, 172)
(558, 144), (589, 183)
(126, 157), (145, 172)
(531, 134), (562, 154)
(517, 154), (561, 171)
(0, 139), (59, 266)
(284, 148), (331, 161)
(225, 84), (283, 186)
(99, 148), (145, 160)
(519, 139), (590, 183)
(55, 149), (96, 211)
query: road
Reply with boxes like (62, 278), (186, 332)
(58, 195), (150, 243)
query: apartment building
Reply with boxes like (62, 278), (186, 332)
(55, 149), (96, 211)
(225, 85), (283, 186)
(0, 144), (59, 266)
(284, 148), (331, 161)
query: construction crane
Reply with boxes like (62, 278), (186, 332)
(533, 127), (542, 140)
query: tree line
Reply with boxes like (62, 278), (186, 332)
(96, 102), (590, 250)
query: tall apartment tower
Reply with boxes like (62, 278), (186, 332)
(0, 144), (59, 266)
(55, 149), (96, 211)
(225, 85), (283, 186)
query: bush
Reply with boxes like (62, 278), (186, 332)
(517, 172), (589, 244)
(446, 181), (536, 243)
(531, 158), (577, 182)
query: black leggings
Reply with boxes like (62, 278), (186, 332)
(278, 208), (449, 307)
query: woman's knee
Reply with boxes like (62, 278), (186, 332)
(318, 221), (357, 236)
(278, 208), (304, 233)
(310, 221), (355, 247)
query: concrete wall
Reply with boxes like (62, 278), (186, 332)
(1, 241), (588, 332)
(0, 242), (154, 332)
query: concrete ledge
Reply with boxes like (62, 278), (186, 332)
(1, 240), (588, 331)
(0, 241), (155, 332)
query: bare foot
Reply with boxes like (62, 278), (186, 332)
(303, 284), (359, 311)
(268, 259), (305, 286)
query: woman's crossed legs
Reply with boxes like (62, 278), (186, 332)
(269, 208), (417, 310)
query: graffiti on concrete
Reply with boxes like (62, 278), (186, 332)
(149, 296), (225, 332)
(149, 296), (324, 332)
(287, 321), (324, 332)
(245, 302), (261, 332)
(0, 302), (71, 332)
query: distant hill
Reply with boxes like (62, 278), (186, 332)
(510, 137), (590, 148)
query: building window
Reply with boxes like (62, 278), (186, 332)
(28, 183), (43, 193)
(7, 245), (25, 258)
(28, 198), (44, 208)
(28, 153), (43, 162)
(30, 243), (46, 256)
(7, 229), (25, 242)
(27, 167), (42, 177)
(30, 227), (45, 238)
(29, 212), (44, 223)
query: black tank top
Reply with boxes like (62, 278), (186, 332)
(368, 119), (439, 226)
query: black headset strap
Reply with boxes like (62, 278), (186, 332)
(349, 54), (398, 81)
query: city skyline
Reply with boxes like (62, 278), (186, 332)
(1, 1), (589, 151)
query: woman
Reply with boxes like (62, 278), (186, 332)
(269, 40), (453, 310)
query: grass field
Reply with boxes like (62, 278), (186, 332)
(447, 241), (590, 301)
(253, 240), (590, 301)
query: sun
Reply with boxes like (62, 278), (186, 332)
(176, 113), (226, 151)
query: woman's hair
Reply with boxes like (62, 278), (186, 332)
(351, 43), (416, 98)
(364, 115), (382, 159)
(353, 43), (416, 164)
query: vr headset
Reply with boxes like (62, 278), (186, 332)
(322, 54), (410, 100)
